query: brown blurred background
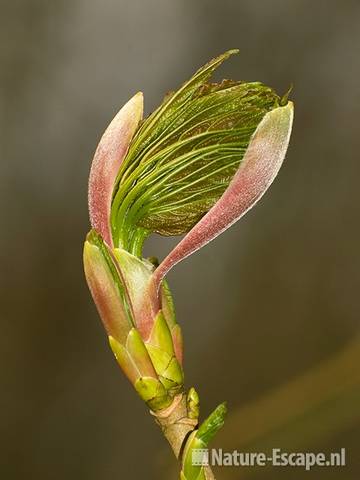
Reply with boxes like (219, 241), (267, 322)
(1, 1), (360, 479)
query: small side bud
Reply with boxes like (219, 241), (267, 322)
(187, 387), (200, 420)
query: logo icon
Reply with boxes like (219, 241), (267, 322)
(192, 449), (209, 466)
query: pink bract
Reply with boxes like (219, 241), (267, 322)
(88, 92), (143, 247)
(152, 102), (294, 291)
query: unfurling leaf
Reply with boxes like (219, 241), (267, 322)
(110, 50), (285, 254)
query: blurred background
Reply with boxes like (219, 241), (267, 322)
(1, 1), (360, 479)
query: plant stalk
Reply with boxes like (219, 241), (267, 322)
(153, 393), (216, 479)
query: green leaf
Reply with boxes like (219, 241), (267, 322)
(110, 50), (282, 251)
(181, 430), (208, 480)
(196, 402), (227, 445)
(181, 402), (227, 479)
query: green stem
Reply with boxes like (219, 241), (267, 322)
(153, 393), (217, 479)
(153, 394), (197, 458)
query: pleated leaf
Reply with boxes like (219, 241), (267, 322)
(110, 50), (282, 252)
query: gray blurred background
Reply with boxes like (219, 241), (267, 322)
(1, 1), (360, 479)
